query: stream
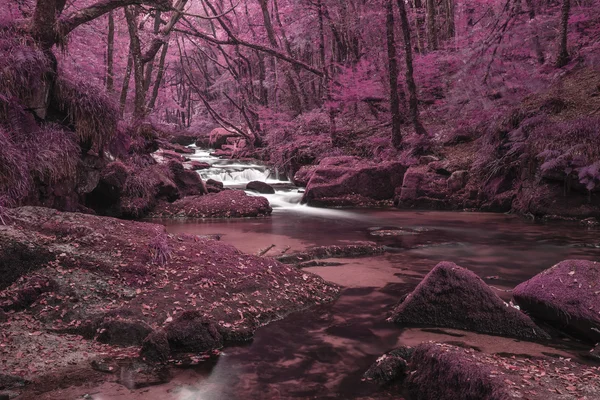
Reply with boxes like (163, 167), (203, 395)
(86, 148), (600, 399)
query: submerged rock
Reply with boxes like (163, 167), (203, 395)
(302, 157), (406, 207)
(150, 190), (272, 218)
(276, 242), (385, 264)
(513, 259), (600, 343)
(389, 262), (549, 340)
(246, 181), (275, 194)
(187, 161), (211, 171)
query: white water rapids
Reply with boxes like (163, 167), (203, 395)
(187, 146), (362, 219)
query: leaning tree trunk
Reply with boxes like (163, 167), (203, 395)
(386, 0), (403, 149)
(555, 0), (570, 67)
(397, 0), (427, 136)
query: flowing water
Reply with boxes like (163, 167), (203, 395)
(71, 148), (600, 399)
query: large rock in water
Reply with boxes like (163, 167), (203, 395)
(389, 262), (549, 340)
(246, 181), (275, 194)
(513, 260), (600, 342)
(301, 157), (407, 207)
(394, 166), (454, 210)
(209, 127), (243, 149)
(167, 160), (207, 197)
(405, 343), (511, 400)
(150, 190), (272, 218)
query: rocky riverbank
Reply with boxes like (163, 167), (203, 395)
(365, 260), (600, 400)
(0, 207), (339, 398)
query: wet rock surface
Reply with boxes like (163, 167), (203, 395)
(302, 157), (407, 207)
(390, 262), (549, 340)
(0, 206), (338, 393)
(276, 242), (385, 264)
(246, 181), (275, 194)
(367, 342), (600, 400)
(150, 190), (272, 218)
(513, 259), (600, 343)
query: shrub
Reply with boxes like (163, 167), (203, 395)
(52, 74), (119, 152)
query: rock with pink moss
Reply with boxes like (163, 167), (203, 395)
(405, 343), (511, 400)
(390, 262), (549, 340)
(301, 157), (407, 207)
(513, 259), (600, 343)
(150, 190), (272, 218)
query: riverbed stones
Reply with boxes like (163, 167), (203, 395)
(513, 259), (600, 343)
(150, 190), (271, 218)
(389, 262), (549, 340)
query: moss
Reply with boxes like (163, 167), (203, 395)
(52, 75), (118, 153)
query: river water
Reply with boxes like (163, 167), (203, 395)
(86, 148), (600, 399)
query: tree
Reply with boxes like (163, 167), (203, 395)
(426, 0), (438, 50)
(397, 0), (427, 136)
(556, 0), (571, 67)
(30, 0), (172, 50)
(386, 0), (403, 149)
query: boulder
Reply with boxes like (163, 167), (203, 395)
(170, 134), (198, 146)
(156, 150), (185, 163)
(164, 311), (223, 353)
(405, 343), (511, 400)
(395, 166), (453, 210)
(363, 347), (413, 385)
(513, 260), (600, 343)
(140, 330), (170, 363)
(211, 149), (233, 158)
(246, 181), (275, 194)
(447, 170), (469, 192)
(209, 128), (242, 150)
(167, 160), (207, 197)
(205, 179), (224, 193)
(117, 360), (171, 389)
(302, 157), (407, 207)
(512, 182), (600, 219)
(96, 318), (153, 346)
(292, 165), (316, 187)
(140, 311), (223, 362)
(150, 190), (272, 218)
(187, 161), (211, 171)
(389, 262), (549, 340)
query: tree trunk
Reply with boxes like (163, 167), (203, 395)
(147, 42), (169, 111)
(124, 6), (146, 118)
(555, 0), (570, 67)
(397, 0), (427, 136)
(106, 11), (115, 91)
(386, 0), (403, 149)
(119, 52), (133, 116)
(525, 0), (545, 64)
(426, 0), (438, 51)
(256, 0), (303, 114)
